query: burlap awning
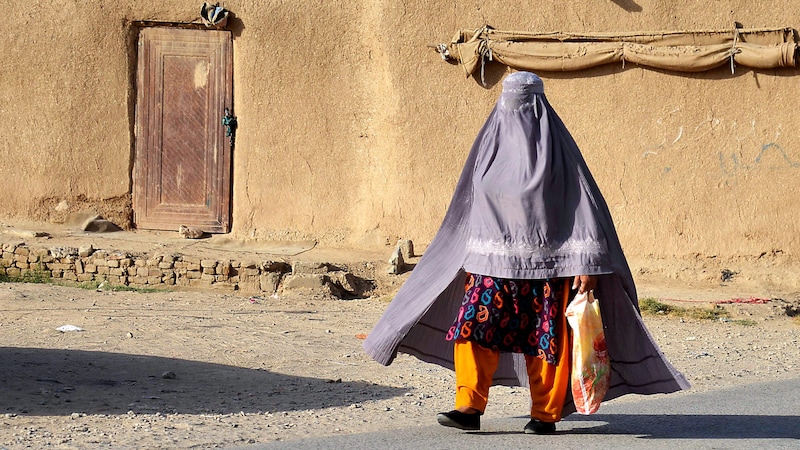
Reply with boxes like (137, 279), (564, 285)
(436, 26), (798, 77)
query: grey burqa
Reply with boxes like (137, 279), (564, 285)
(363, 71), (690, 416)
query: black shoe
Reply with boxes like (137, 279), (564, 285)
(436, 410), (481, 431)
(524, 419), (556, 434)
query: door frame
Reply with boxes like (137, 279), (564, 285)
(132, 25), (233, 233)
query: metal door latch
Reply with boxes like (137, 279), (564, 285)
(222, 108), (238, 146)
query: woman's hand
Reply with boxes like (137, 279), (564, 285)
(572, 275), (598, 294)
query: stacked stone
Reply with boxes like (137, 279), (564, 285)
(0, 242), (292, 294)
(1, 243), (33, 278)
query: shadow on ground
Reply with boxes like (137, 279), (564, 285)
(566, 413), (800, 439)
(232, 412), (800, 450)
(0, 347), (406, 416)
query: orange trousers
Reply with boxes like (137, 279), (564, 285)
(453, 281), (571, 423)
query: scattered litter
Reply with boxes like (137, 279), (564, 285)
(685, 336), (696, 341)
(714, 297), (771, 305)
(720, 269), (738, 282)
(355, 333), (368, 340)
(664, 297), (772, 305)
(200, 2), (229, 28)
(248, 297), (260, 304)
(56, 325), (84, 332)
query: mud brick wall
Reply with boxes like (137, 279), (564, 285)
(0, 243), (291, 294)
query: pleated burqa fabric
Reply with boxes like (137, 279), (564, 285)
(362, 72), (690, 415)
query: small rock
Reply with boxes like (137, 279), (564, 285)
(5, 229), (49, 238)
(78, 244), (94, 257)
(161, 371), (177, 379)
(398, 239), (415, 258)
(178, 225), (205, 239)
(387, 246), (405, 275)
(86, 218), (121, 232)
(291, 261), (330, 275)
(50, 246), (78, 258)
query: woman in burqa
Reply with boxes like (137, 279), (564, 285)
(363, 71), (689, 434)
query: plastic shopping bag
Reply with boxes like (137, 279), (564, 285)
(565, 291), (610, 414)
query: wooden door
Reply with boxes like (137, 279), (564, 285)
(133, 27), (233, 233)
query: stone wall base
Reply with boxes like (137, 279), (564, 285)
(0, 243), (374, 298)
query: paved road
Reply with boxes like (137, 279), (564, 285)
(231, 377), (799, 449)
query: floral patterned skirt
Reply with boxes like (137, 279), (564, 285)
(446, 273), (565, 364)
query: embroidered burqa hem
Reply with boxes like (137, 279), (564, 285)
(362, 72), (690, 416)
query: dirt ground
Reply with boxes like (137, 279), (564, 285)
(0, 277), (797, 449)
(1, 222), (799, 448)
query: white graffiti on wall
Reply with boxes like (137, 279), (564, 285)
(638, 111), (799, 179)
